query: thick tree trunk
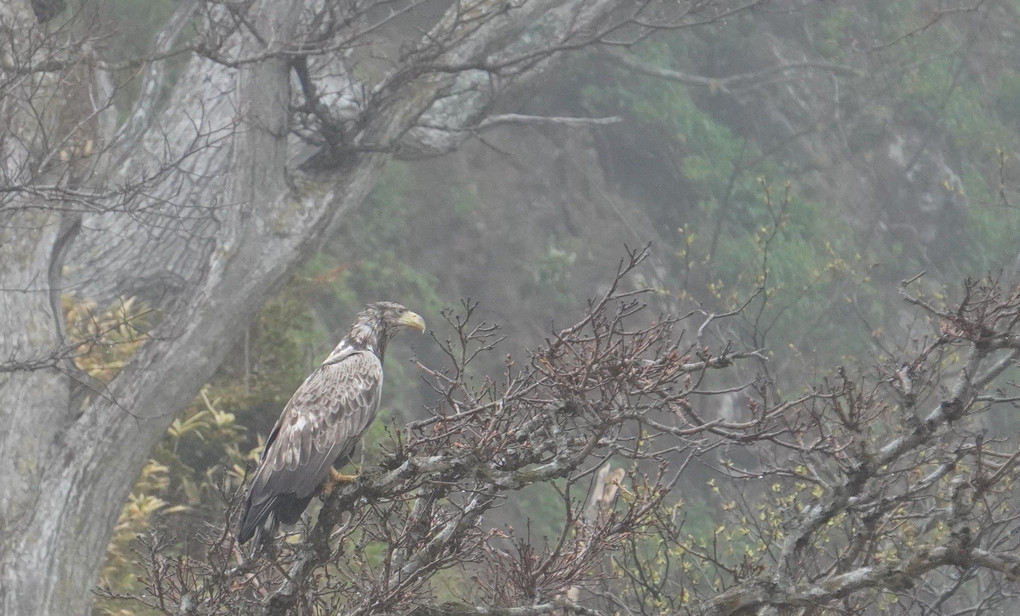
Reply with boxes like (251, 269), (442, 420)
(0, 211), (74, 614)
(0, 4), (82, 609)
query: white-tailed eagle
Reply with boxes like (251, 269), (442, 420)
(237, 301), (425, 545)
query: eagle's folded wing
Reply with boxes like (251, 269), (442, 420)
(239, 350), (382, 542)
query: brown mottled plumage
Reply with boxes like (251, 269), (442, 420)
(237, 302), (425, 545)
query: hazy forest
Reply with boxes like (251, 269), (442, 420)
(4, 0), (1020, 614)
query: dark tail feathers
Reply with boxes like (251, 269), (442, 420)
(237, 493), (313, 545)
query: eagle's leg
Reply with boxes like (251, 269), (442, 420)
(321, 468), (358, 497)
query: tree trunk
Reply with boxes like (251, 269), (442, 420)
(0, 211), (73, 613)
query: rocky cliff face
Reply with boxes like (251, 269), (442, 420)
(712, 9), (972, 270)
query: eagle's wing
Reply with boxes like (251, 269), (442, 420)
(240, 350), (382, 539)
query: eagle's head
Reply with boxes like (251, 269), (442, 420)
(335, 301), (425, 360)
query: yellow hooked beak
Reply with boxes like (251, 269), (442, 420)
(399, 311), (426, 333)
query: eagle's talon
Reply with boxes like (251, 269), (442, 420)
(330, 468), (358, 484)
(321, 468), (359, 498)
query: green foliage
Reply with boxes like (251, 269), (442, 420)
(526, 241), (578, 308)
(100, 462), (184, 596)
(333, 161), (445, 316)
(814, 6), (857, 59)
(450, 183), (482, 218)
(580, 47), (886, 366)
(510, 481), (572, 542)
